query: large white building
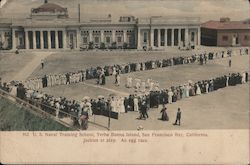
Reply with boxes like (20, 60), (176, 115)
(0, 1), (201, 50)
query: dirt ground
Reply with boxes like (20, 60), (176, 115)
(36, 52), (249, 130)
(29, 46), (236, 78)
(39, 55), (249, 99)
(1, 47), (249, 130)
(88, 83), (249, 130)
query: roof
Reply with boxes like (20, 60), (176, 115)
(138, 16), (200, 26)
(201, 20), (250, 30)
(32, 3), (67, 13)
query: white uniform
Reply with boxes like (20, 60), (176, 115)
(242, 72), (246, 83)
(141, 82), (146, 92)
(196, 84), (201, 95)
(117, 74), (121, 86)
(134, 97), (139, 112)
(168, 90), (173, 104)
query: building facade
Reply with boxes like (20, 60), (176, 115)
(0, 1), (201, 50)
(201, 18), (250, 47)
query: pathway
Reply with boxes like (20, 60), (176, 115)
(12, 52), (53, 81)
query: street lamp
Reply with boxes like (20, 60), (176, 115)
(107, 98), (111, 130)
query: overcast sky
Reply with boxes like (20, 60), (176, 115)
(0, 0), (249, 22)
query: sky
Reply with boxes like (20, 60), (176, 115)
(0, 0), (249, 22)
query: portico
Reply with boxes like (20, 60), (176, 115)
(22, 29), (66, 50)
(137, 17), (201, 49)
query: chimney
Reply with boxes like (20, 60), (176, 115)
(78, 4), (81, 23)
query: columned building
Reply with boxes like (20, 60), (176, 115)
(0, 1), (201, 50)
(137, 17), (201, 49)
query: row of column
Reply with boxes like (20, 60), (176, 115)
(138, 28), (201, 49)
(22, 30), (67, 50)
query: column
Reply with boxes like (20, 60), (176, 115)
(165, 29), (168, 47)
(40, 31), (44, 49)
(25, 31), (29, 49)
(101, 30), (104, 43)
(123, 30), (127, 43)
(197, 27), (201, 46)
(185, 28), (189, 47)
(1, 31), (4, 44)
(112, 30), (116, 43)
(137, 28), (141, 49)
(178, 28), (181, 46)
(157, 29), (161, 47)
(48, 31), (51, 49)
(33, 30), (36, 49)
(77, 29), (81, 49)
(89, 30), (93, 42)
(150, 29), (154, 48)
(12, 29), (16, 49)
(171, 28), (174, 47)
(55, 31), (59, 49)
(63, 30), (67, 49)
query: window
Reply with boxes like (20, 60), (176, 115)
(244, 35), (249, 40)
(83, 37), (88, 44)
(117, 36), (122, 43)
(106, 37), (110, 43)
(222, 36), (228, 41)
(94, 37), (99, 43)
(143, 32), (147, 43)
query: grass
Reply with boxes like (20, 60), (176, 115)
(0, 97), (73, 131)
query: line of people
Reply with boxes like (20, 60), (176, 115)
(23, 48), (249, 90)
(1, 71), (248, 126)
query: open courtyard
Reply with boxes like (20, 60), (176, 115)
(0, 47), (249, 130)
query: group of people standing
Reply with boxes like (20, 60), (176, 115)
(22, 48), (248, 91)
(0, 47), (249, 130)
(126, 77), (160, 92)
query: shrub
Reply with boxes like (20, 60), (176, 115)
(100, 42), (106, 49)
(123, 42), (128, 49)
(111, 42), (117, 49)
(88, 42), (94, 50)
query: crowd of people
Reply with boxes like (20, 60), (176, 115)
(1, 70), (248, 126)
(22, 48), (249, 90)
(0, 47), (248, 129)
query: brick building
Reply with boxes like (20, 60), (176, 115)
(201, 18), (250, 47)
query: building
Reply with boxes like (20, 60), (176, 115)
(201, 18), (250, 47)
(0, 0), (201, 50)
(0, 0), (8, 8)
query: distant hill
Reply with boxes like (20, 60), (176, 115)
(0, 97), (72, 131)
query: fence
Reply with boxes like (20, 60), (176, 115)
(0, 88), (109, 130)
